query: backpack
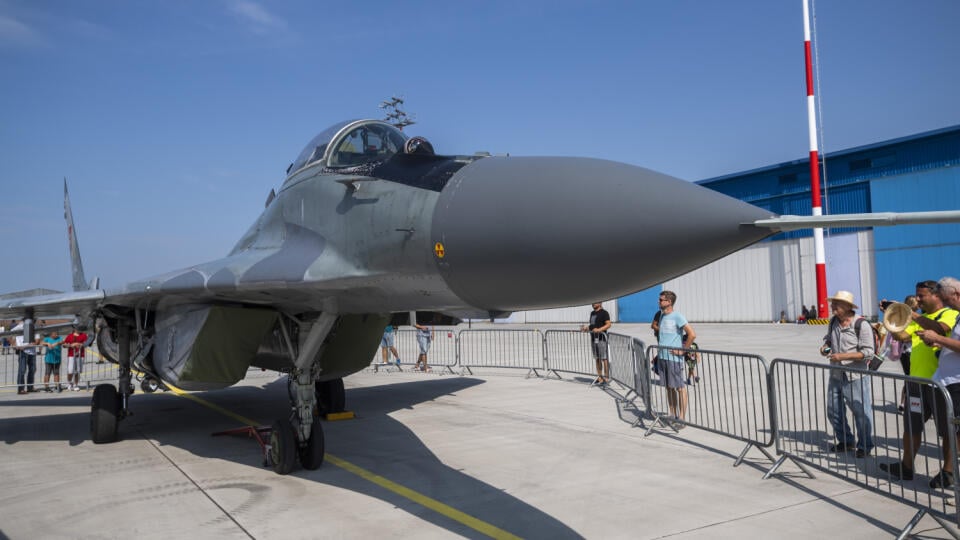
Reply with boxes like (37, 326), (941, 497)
(828, 316), (883, 370)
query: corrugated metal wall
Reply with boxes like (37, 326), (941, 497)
(654, 231), (875, 322)
(499, 301), (618, 323)
(871, 167), (960, 302)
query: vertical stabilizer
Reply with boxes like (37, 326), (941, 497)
(64, 178), (90, 292)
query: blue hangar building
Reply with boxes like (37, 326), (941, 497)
(617, 124), (960, 323)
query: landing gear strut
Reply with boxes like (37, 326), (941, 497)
(265, 313), (338, 474)
(91, 321), (134, 443)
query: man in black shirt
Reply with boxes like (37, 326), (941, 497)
(581, 302), (612, 384)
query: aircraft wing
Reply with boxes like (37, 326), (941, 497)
(752, 210), (960, 232)
(0, 289), (105, 320)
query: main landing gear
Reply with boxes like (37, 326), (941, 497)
(91, 322), (134, 444)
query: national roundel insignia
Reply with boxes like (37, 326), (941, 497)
(434, 242), (445, 259)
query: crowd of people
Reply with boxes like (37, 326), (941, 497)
(5, 320), (91, 395)
(804, 277), (960, 489)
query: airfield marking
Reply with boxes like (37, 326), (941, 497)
(166, 386), (522, 540)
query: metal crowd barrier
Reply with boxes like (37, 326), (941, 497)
(458, 329), (544, 376)
(644, 344), (775, 466)
(543, 329), (602, 381)
(389, 327), (459, 374)
(0, 345), (116, 392)
(766, 358), (960, 537)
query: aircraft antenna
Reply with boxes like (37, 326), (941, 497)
(379, 95), (416, 131)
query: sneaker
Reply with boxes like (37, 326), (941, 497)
(72, 386), (80, 392)
(44, 387), (52, 393)
(879, 462), (915, 480)
(930, 470), (954, 489)
(395, 359), (401, 366)
(828, 442), (854, 452)
(56, 386), (63, 393)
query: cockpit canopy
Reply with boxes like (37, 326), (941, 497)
(289, 119), (408, 175)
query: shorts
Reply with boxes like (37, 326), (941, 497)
(67, 355), (84, 375)
(591, 338), (608, 360)
(942, 383), (960, 435)
(899, 352), (911, 376)
(44, 362), (61, 377)
(381, 333), (395, 348)
(905, 382), (951, 437)
(661, 360), (687, 389)
(417, 335), (431, 354)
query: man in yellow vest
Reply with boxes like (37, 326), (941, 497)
(880, 280), (960, 486)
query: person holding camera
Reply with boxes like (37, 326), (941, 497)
(821, 290), (875, 458)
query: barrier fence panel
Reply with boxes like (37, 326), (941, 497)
(1, 345), (115, 392)
(457, 329), (545, 376)
(1, 349), (18, 389)
(767, 358), (960, 536)
(645, 345), (775, 466)
(543, 330), (602, 381)
(604, 333), (644, 404)
(629, 337), (653, 418)
(393, 327), (458, 374)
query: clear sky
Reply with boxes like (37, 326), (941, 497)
(1, 0), (957, 294)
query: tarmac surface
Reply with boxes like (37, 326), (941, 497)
(1, 322), (957, 539)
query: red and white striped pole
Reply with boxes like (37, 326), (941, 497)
(802, 0), (828, 318)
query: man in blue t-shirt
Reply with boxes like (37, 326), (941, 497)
(656, 291), (697, 424)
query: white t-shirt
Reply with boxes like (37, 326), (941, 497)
(933, 321), (960, 386)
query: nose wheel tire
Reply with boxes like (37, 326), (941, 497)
(91, 384), (120, 444)
(298, 417), (325, 470)
(269, 418), (297, 475)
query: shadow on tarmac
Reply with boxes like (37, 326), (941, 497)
(0, 375), (584, 539)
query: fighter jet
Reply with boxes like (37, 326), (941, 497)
(3, 118), (957, 474)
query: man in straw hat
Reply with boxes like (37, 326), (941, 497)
(880, 280), (959, 487)
(820, 290), (875, 458)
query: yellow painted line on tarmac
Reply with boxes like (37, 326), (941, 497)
(167, 386), (521, 540)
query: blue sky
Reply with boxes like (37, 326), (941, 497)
(1, 0), (957, 293)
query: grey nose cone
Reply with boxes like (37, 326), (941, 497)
(431, 156), (776, 312)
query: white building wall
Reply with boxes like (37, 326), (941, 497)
(659, 231), (874, 322)
(507, 301), (619, 323)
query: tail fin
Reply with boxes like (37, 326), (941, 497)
(64, 178), (90, 292)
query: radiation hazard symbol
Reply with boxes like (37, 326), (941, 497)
(434, 242), (446, 258)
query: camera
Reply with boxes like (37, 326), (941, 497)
(822, 345), (832, 356)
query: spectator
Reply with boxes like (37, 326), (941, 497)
(821, 290), (875, 458)
(880, 280), (960, 482)
(42, 330), (64, 392)
(655, 291), (696, 425)
(14, 319), (39, 394)
(65, 325), (89, 391)
(920, 277), (960, 489)
(414, 319), (432, 372)
(581, 302), (612, 385)
(809, 305), (819, 320)
(380, 324), (401, 366)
